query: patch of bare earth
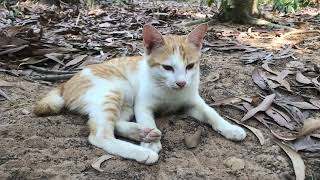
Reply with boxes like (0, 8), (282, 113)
(4, 45), (320, 179)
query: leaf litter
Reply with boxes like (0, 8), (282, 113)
(213, 56), (320, 180)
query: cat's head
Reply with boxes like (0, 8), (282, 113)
(143, 23), (207, 90)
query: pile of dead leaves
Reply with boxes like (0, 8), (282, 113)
(212, 60), (320, 180)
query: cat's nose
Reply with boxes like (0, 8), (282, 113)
(176, 81), (186, 88)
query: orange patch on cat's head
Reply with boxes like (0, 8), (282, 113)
(143, 24), (208, 67)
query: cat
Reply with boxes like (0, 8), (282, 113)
(34, 23), (246, 165)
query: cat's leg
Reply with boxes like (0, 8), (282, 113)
(87, 93), (159, 164)
(188, 94), (246, 141)
(114, 106), (161, 142)
(115, 121), (161, 142)
(134, 105), (162, 153)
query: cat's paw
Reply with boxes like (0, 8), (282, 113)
(220, 125), (246, 141)
(140, 128), (162, 143)
(136, 149), (159, 165)
(141, 141), (162, 153)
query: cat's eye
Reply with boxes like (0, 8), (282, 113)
(186, 63), (195, 70)
(162, 65), (174, 72)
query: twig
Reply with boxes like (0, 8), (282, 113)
(32, 74), (74, 81)
(248, 18), (296, 31)
(27, 65), (78, 74)
(75, 12), (81, 26)
(176, 18), (210, 27)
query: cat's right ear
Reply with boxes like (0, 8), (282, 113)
(143, 24), (164, 55)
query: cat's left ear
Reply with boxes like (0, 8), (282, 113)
(187, 23), (208, 49)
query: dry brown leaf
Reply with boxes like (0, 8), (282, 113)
(267, 70), (292, 91)
(293, 136), (320, 152)
(285, 101), (319, 110)
(44, 53), (65, 65)
(65, 54), (87, 68)
(270, 130), (297, 141)
(299, 118), (320, 136)
(275, 141), (305, 180)
(311, 134), (320, 139)
(296, 71), (312, 84)
(310, 99), (320, 108)
(91, 154), (114, 172)
(252, 68), (268, 90)
(241, 94), (276, 121)
(261, 63), (279, 75)
(265, 108), (294, 130)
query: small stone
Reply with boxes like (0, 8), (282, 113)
(224, 157), (245, 171)
(21, 109), (30, 115)
(184, 129), (202, 149)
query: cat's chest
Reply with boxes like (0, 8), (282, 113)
(152, 88), (194, 112)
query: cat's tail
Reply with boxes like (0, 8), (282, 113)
(34, 85), (65, 116)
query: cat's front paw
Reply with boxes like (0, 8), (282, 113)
(141, 141), (162, 153)
(220, 125), (246, 141)
(136, 149), (159, 165)
(140, 128), (162, 143)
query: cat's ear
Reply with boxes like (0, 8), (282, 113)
(187, 23), (208, 49)
(143, 24), (164, 55)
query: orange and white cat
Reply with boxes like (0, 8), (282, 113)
(34, 24), (246, 164)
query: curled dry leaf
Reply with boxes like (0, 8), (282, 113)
(261, 63), (279, 75)
(91, 154), (114, 172)
(184, 128), (202, 148)
(296, 71), (312, 84)
(241, 94), (276, 121)
(275, 141), (305, 180)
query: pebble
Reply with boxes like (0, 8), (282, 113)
(21, 109), (30, 115)
(224, 157), (245, 171)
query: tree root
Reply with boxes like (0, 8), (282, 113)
(248, 18), (296, 30)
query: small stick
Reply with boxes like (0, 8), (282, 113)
(32, 74), (74, 81)
(27, 65), (78, 74)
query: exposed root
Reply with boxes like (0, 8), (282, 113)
(248, 18), (296, 30)
(175, 18), (210, 27)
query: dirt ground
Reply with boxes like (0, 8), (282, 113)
(1, 1), (320, 179)
(1, 45), (320, 179)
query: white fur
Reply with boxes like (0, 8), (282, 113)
(77, 45), (246, 164)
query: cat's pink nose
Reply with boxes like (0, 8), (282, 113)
(176, 81), (186, 88)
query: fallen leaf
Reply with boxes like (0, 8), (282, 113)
(284, 101), (319, 110)
(44, 53), (65, 65)
(296, 71), (312, 84)
(270, 130), (297, 141)
(265, 107), (294, 130)
(267, 70), (292, 91)
(275, 141), (305, 180)
(311, 76), (320, 86)
(310, 99), (320, 108)
(311, 134), (320, 139)
(184, 129), (202, 148)
(299, 118), (320, 136)
(252, 68), (268, 90)
(241, 94), (276, 121)
(292, 136), (320, 152)
(64, 54), (87, 68)
(91, 154), (114, 172)
(261, 63), (279, 75)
